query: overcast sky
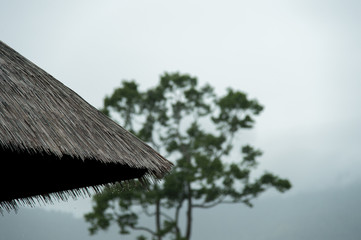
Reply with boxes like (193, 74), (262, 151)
(1, 0), (361, 229)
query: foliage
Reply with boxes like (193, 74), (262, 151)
(85, 72), (291, 240)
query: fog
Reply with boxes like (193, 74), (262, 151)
(1, 0), (361, 238)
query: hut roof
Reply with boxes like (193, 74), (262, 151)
(0, 41), (173, 211)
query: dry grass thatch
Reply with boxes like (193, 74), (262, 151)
(0, 41), (173, 212)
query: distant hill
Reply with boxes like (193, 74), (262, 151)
(193, 182), (361, 240)
(1, 182), (361, 240)
(0, 208), (119, 240)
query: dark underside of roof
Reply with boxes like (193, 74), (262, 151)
(0, 148), (147, 212)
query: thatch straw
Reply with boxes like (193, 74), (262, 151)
(0, 41), (173, 212)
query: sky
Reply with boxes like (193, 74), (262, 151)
(1, 0), (361, 238)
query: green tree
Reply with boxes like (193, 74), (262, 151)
(84, 73), (291, 240)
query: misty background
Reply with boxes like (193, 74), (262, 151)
(1, 0), (361, 239)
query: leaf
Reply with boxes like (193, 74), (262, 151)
(241, 145), (262, 167)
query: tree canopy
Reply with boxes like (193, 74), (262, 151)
(84, 72), (291, 240)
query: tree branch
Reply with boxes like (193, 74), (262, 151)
(144, 208), (173, 222)
(130, 225), (156, 236)
(192, 199), (243, 209)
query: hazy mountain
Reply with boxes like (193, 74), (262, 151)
(1, 182), (361, 240)
(0, 208), (119, 240)
(193, 182), (361, 240)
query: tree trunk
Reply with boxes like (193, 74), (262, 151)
(185, 183), (192, 240)
(156, 198), (162, 240)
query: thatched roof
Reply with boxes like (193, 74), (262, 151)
(0, 41), (173, 212)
